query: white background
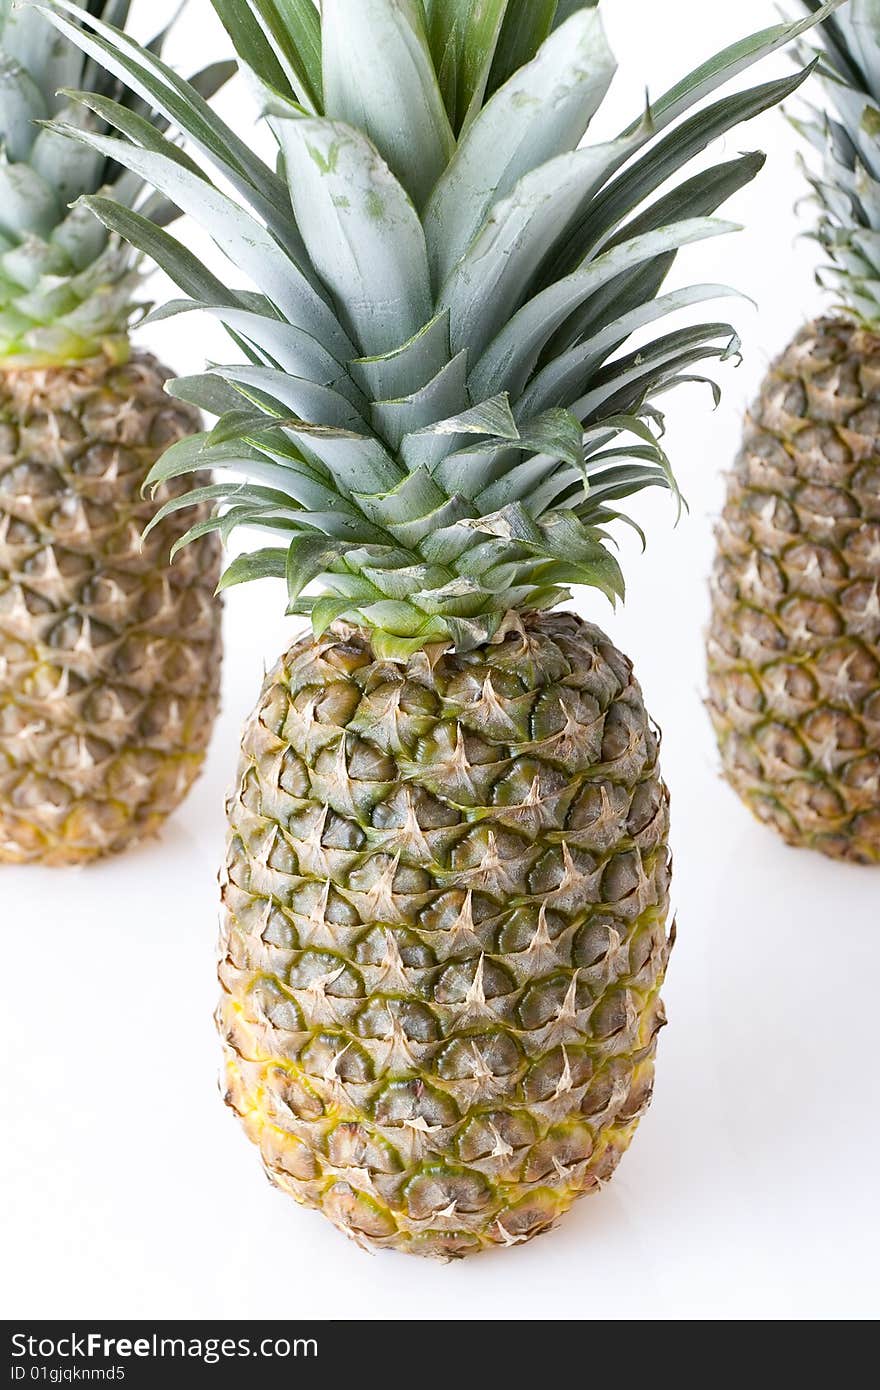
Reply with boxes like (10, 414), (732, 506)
(2, 0), (879, 1322)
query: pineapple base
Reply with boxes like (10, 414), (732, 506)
(0, 353), (223, 865)
(219, 610), (671, 1258)
(708, 318), (880, 865)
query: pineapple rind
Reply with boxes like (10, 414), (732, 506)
(219, 610), (671, 1257)
(0, 353), (223, 863)
(708, 318), (880, 864)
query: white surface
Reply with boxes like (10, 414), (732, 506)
(2, 0), (879, 1323)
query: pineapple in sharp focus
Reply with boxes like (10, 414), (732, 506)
(709, 1), (880, 864)
(42, 0), (839, 1254)
(0, 1), (230, 865)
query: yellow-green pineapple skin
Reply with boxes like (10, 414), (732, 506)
(0, 353), (223, 864)
(708, 318), (880, 863)
(219, 611), (671, 1258)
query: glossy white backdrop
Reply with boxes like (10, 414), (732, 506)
(2, 0), (878, 1322)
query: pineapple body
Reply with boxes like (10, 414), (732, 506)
(0, 353), (222, 864)
(220, 611), (671, 1257)
(58, 0), (828, 1252)
(708, 319), (880, 863)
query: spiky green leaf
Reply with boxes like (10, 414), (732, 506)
(424, 7), (616, 286)
(322, 0), (454, 210)
(275, 116), (433, 356)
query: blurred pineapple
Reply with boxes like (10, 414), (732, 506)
(0, 1), (231, 864)
(709, 0), (880, 863)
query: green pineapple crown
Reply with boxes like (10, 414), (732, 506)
(36, 0), (840, 658)
(0, 0), (233, 367)
(793, 1), (880, 332)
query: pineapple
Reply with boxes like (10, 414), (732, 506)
(708, 0), (880, 864)
(42, 0), (839, 1253)
(0, 0), (230, 864)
